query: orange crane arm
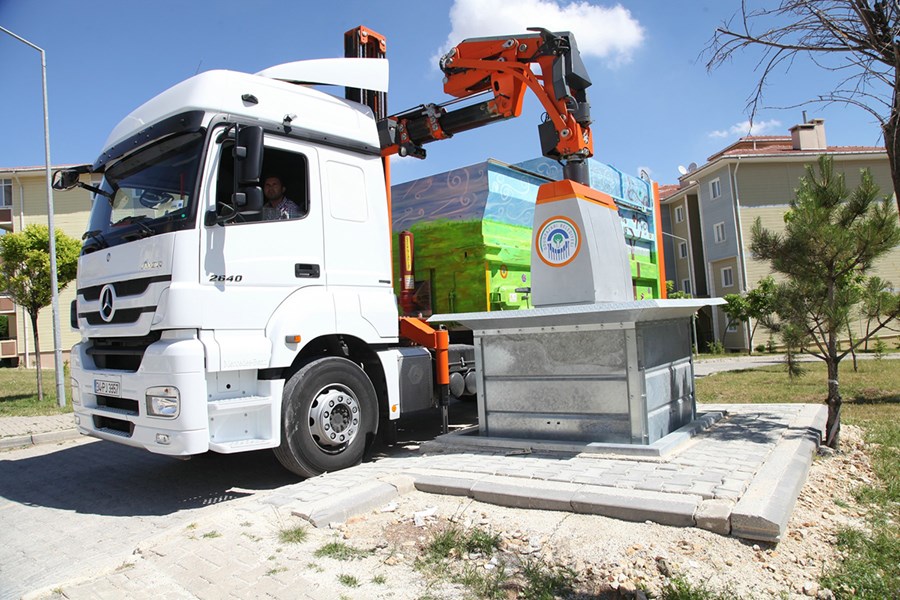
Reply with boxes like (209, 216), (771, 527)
(377, 28), (594, 184)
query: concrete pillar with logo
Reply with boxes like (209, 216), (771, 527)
(530, 180), (634, 308)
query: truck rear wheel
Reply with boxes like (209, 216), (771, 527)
(274, 356), (378, 478)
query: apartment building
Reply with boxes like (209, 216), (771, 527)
(661, 119), (900, 351)
(0, 166), (92, 367)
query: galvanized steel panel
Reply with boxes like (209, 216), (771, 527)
(484, 411), (631, 443)
(638, 320), (692, 369)
(480, 330), (626, 377)
(482, 378), (629, 414)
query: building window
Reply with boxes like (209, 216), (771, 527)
(678, 241), (688, 258)
(726, 322), (738, 333)
(714, 222), (726, 243)
(721, 266), (734, 288)
(0, 179), (11, 208)
(674, 205), (684, 223)
(710, 178), (721, 199)
(682, 279), (692, 295)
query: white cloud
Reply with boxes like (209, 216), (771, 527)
(708, 119), (783, 139)
(435, 0), (644, 67)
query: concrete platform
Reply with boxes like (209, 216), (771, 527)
(271, 403), (826, 543)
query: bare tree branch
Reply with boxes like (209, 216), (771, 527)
(706, 0), (900, 217)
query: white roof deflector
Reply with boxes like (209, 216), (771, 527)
(256, 58), (389, 92)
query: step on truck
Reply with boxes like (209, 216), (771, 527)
(54, 26), (595, 477)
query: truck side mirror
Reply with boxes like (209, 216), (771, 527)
(52, 169), (81, 191)
(234, 125), (263, 183)
(233, 185), (263, 215)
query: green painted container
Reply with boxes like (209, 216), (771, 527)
(391, 158), (664, 315)
(392, 161), (542, 315)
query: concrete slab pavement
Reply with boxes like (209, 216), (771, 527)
(0, 413), (80, 450)
(262, 403), (825, 544)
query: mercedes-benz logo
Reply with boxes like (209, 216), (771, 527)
(99, 284), (116, 323)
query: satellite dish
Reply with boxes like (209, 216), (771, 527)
(688, 162), (698, 172)
(639, 169), (651, 181)
(677, 165), (688, 175)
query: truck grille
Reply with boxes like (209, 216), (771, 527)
(79, 275), (171, 301)
(83, 307), (154, 326)
(86, 333), (162, 372)
(93, 415), (134, 437)
(97, 395), (139, 416)
(77, 275), (170, 328)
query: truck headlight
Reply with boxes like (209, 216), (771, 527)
(146, 386), (180, 418)
(71, 379), (81, 405)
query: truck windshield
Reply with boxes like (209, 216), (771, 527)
(84, 132), (204, 251)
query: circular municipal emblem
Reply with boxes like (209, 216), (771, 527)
(98, 284), (116, 323)
(535, 216), (581, 267)
(499, 264), (508, 279)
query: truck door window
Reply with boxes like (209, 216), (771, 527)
(216, 142), (310, 225)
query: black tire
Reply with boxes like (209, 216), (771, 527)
(274, 356), (378, 477)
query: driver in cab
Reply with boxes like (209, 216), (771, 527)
(262, 176), (302, 220)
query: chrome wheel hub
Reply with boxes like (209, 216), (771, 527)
(308, 384), (360, 450)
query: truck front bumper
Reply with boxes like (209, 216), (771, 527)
(70, 333), (210, 456)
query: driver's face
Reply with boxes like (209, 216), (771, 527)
(264, 177), (285, 202)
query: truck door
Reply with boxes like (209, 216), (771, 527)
(199, 133), (325, 330)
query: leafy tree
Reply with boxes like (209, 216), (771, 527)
(706, 0), (900, 218)
(721, 276), (778, 354)
(751, 155), (900, 448)
(0, 225), (80, 401)
(665, 280), (692, 299)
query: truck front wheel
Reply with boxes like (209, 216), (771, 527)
(274, 356), (378, 477)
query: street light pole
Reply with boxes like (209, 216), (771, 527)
(1, 26), (67, 407)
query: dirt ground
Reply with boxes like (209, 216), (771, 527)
(246, 424), (874, 599)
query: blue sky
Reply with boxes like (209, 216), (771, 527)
(0, 0), (887, 186)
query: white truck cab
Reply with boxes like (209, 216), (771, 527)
(64, 60), (432, 477)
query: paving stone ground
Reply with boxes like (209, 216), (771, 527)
(2, 399), (825, 599)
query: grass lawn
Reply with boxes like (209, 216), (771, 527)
(695, 359), (900, 424)
(0, 368), (72, 416)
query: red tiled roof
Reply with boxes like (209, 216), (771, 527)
(657, 184), (680, 200)
(717, 144), (884, 159)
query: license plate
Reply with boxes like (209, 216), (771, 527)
(94, 379), (120, 397)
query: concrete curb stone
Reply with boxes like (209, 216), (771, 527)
(468, 476), (582, 511)
(695, 499), (734, 535)
(0, 429), (81, 450)
(730, 404), (826, 542)
(571, 487), (701, 527)
(412, 472), (480, 497)
(292, 480), (400, 527)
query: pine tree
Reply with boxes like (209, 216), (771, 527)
(751, 156), (900, 449)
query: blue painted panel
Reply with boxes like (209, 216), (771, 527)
(483, 163), (544, 227)
(514, 157), (653, 213)
(391, 162), (490, 230)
